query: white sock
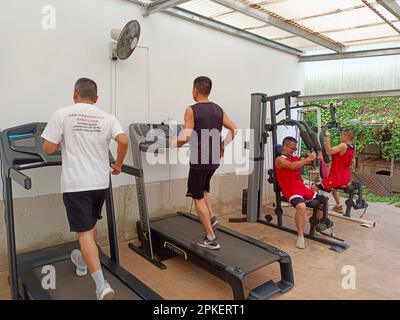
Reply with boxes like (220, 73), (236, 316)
(296, 235), (305, 249)
(91, 269), (106, 291)
(207, 234), (216, 241)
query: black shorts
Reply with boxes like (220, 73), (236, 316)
(315, 182), (330, 193)
(290, 194), (324, 208)
(186, 168), (216, 200)
(63, 188), (108, 232)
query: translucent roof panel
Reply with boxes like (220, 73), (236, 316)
(178, 0), (231, 17)
(173, 0), (400, 53)
(344, 36), (400, 47)
(250, 25), (295, 39)
(299, 7), (384, 32)
(325, 24), (399, 43)
(261, 0), (363, 20)
(276, 36), (326, 50)
(374, 2), (400, 21)
(213, 11), (267, 29)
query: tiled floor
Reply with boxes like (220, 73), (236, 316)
(1, 200), (399, 300)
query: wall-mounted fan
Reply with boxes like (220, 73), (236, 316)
(110, 20), (141, 60)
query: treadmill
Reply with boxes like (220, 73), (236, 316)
(0, 122), (162, 300)
(127, 123), (295, 300)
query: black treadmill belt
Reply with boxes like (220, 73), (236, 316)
(32, 260), (141, 300)
(151, 215), (280, 274)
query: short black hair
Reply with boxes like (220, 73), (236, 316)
(193, 76), (212, 96)
(283, 136), (298, 146)
(343, 128), (354, 139)
(74, 78), (97, 101)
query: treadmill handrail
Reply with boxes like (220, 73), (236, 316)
(122, 164), (143, 178)
(9, 168), (32, 190)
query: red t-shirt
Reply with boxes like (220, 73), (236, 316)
(275, 155), (315, 201)
(322, 144), (355, 189)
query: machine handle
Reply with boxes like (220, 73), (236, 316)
(109, 161), (143, 178)
(9, 168), (32, 190)
(121, 164), (143, 178)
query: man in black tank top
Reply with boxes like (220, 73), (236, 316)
(172, 76), (237, 250)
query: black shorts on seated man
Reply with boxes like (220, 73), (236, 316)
(42, 78), (129, 300)
(172, 76), (238, 250)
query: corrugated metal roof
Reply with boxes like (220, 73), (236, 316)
(176, 0), (400, 52)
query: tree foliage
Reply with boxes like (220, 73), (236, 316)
(303, 97), (400, 161)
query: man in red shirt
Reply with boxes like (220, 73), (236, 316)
(312, 129), (355, 214)
(275, 137), (318, 249)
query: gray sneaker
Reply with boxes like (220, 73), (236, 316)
(197, 236), (221, 250)
(71, 249), (87, 276)
(96, 282), (115, 300)
(210, 216), (219, 228)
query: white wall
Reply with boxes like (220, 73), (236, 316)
(0, 0), (303, 200)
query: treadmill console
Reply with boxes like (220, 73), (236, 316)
(1, 122), (61, 170)
(129, 123), (184, 153)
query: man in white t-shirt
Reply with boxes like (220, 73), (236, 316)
(41, 78), (128, 300)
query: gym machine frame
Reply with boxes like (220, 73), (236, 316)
(319, 104), (373, 226)
(300, 103), (374, 227)
(230, 92), (349, 253)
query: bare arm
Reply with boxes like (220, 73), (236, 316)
(221, 112), (238, 151)
(276, 152), (316, 170)
(325, 137), (347, 155)
(172, 107), (194, 148)
(43, 140), (59, 155)
(111, 133), (129, 175)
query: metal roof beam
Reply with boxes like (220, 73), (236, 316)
(299, 47), (400, 62)
(298, 90), (400, 102)
(165, 7), (303, 56)
(362, 0), (400, 34)
(376, 0), (400, 19)
(210, 0), (344, 52)
(144, 0), (191, 16)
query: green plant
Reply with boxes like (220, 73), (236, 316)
(303, 97), (400, 160)
(362, 189), (400, 203)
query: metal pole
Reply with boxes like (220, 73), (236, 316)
(4, 177), (19, 300)
(105, 177), (119, 264)
(317, 108), (322, 136)
(130, 128), (155, 260)
(257, 98), (267, 219)
(285, 96), (291, 119)
(247, 93), (265, 222)
(270, 100), (283, 225)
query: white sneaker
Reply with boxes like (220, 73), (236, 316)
(96, 282), (115, 300)
(296, 236), (305, 249)
(71, 249), (87, 276)
(197, 236), (221, 250)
